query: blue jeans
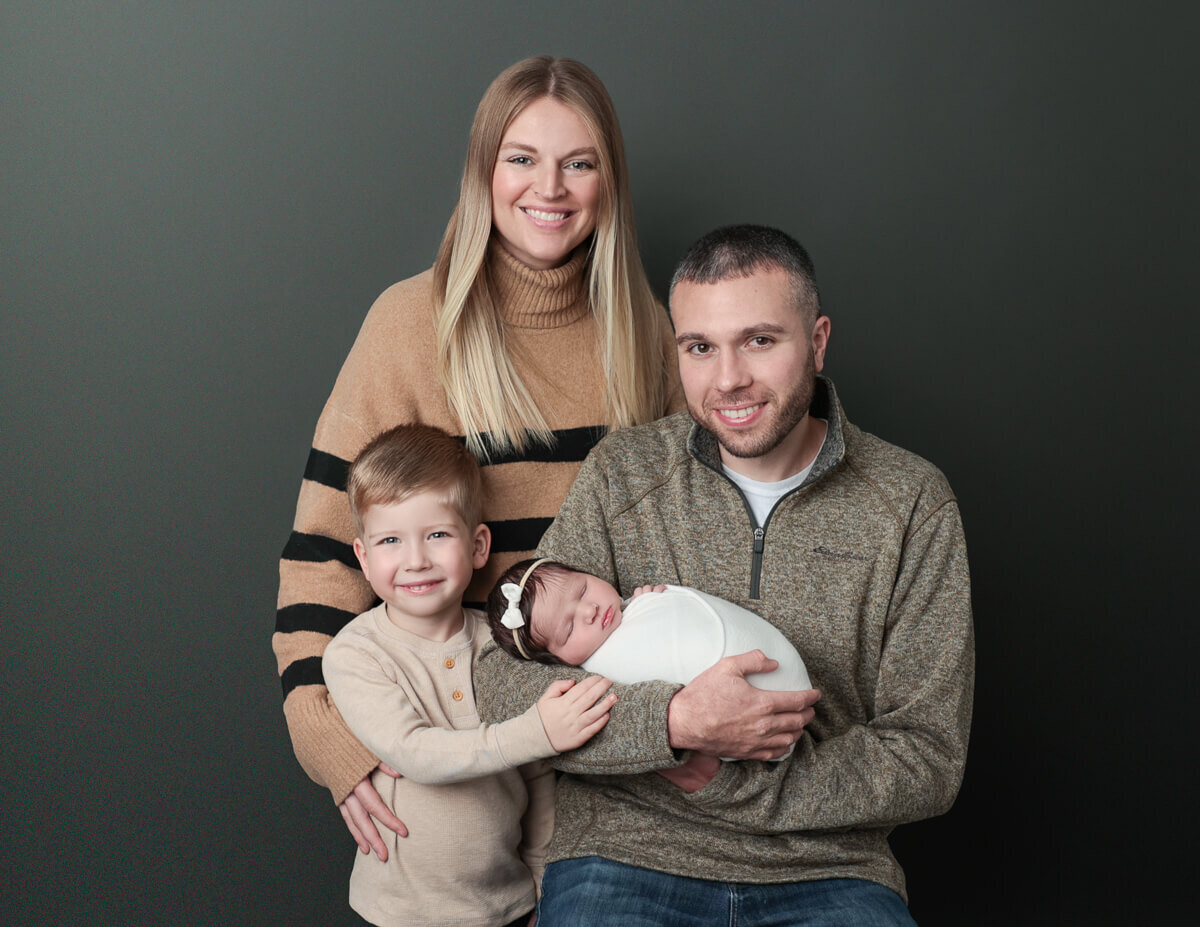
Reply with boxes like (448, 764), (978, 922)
(537, 857), (917, 927)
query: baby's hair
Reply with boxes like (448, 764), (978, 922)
(347, 423), (483, 539)
(485, 558), (576, 666)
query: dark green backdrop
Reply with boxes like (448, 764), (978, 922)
(4, 2), (1196, 924)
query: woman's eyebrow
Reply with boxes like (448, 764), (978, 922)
(499, 141), (599, 159)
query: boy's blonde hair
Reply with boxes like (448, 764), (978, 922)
(433, 55), (669, 459)
(347, 424), (483, 538)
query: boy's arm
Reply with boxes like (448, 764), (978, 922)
(323, 635), (556, 785)
(516, 760), (555, 894)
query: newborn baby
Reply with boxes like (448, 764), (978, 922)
(486, 558), (810, 697)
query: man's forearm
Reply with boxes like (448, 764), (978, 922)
(474, 641), (682, 774)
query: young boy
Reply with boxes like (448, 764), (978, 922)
(322, 424), (616, 927)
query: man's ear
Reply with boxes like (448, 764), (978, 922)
(812, 315), (831, 373)
(472, 523), (492, 569)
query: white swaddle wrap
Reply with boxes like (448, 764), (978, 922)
(581, 585), (810, 760)
(581, 585), (810, 692)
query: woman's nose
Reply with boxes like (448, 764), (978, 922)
(535, 164), (565, 200)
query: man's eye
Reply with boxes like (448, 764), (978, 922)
(750, 336), (773, 347)
(688, 343), (712, 355)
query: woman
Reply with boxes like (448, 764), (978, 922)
(273, 57), (679, 860)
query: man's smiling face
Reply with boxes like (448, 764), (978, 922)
(671, 267), (829, 482)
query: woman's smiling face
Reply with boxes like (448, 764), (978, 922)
(491, 96), (602, 270)
(530, 568), (623, 665)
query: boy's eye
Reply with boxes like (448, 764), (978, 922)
(429, 530), (449, 539)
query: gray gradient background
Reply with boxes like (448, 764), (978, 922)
(3, 2), (1196, 924)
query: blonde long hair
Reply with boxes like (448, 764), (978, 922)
(433, 56), (667, 458)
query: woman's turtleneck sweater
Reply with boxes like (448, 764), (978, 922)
(274, 244), (679, 804)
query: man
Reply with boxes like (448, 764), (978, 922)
(475, 225), (974, 925)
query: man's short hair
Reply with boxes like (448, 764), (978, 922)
(347, 423), (483, 538)
(669, 224), (821, 321)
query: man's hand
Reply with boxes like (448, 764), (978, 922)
(338, 762), (408, 861)
(657, 751), (721, 792)
(667, 651), (820, 760)
(537, 676), (617, 752)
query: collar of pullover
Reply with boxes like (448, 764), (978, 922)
(688, 375), (847, 488)
(490, 240), (590, 330)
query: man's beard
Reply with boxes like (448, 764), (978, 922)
(689, 368), (815, 461)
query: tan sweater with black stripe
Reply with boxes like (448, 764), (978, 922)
(274, 243), (679, 804)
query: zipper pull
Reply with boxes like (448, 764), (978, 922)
(754, 527), (764, 553)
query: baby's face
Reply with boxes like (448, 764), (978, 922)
(530, 570), (624, 665)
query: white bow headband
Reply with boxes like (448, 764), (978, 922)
(500, 558), (550, 659)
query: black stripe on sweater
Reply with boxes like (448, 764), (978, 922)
(299, 426), (608, 492)
(303, 448), (350, 491)
(489, 517), (553, 554)
(281, 656), (324, 695)
(275, 603), (358, 637)
(471, 425), (609, 466)
(281, 531), (359, 569)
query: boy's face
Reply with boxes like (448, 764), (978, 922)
(530, 570), (624, 666)
(353, 492), (490, 634)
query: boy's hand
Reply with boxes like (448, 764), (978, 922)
(536, 676), (617, 752)
(630, 583), (667, 599)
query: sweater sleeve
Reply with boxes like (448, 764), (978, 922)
(323, 634), (557, 785)
(274, 402), (380, 805)
(475, 644), (681, 774)
(680, 500), (974, 832)
(475, 447), (684, 774)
